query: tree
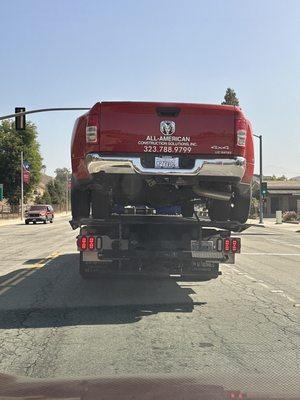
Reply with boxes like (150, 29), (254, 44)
(222, 88), (240, 106)
(43, 168), (70, 205)
(35, 189), (52, 205)
(0, 120), (43, 205)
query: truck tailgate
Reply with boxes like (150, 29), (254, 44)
(99, 102), (236, 156)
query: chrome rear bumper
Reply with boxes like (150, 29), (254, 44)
(86, 153), (245, 178)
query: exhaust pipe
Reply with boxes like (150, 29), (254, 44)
(193, 186), (232, 202)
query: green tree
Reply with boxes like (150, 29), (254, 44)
(44, 168), (70, 205)
(0, 120), (43, 205)
(222, 88), (240, 106)
(35, 188), (52, 205)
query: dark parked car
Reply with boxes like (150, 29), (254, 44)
(25, 205), (54, 224)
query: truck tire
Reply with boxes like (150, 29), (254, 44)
(91, 190), (110, 219)
(71, 188), (90, 220)
(230, 185), (251, 224)
(208, 200), (231, 221)
(181, 203), (194, 218)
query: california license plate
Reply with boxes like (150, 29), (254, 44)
(154, 156), (179, 169)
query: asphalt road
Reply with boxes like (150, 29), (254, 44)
(0, 217), (299, 396)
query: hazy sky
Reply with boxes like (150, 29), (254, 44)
(0, 0), (299, 177)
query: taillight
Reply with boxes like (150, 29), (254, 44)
(86, 114), (99, 143)
(223, 238), (231, 252)
(79, 236), (87, 250)
(223, 238), (241, 253)
(86, 126), (97, 143)
(231, 238), (240, 253)
(235, 117), (247, 147)
(88, 236), (95, 250)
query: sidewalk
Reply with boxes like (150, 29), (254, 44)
(0, 212), (71, 227)
(248, 217), (300, 233)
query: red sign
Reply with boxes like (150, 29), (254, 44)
(23, 170), (30, 184)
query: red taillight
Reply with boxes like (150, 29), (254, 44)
(231, 238), (240, 253)
(88, 236), (95, 250)
(86, 114), (99, 143)
(79, 236), (87, 250)
(235, 117), (247, 147)
(224, 238), (231, 252)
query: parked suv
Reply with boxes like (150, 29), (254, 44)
(25, 205), (54, 224)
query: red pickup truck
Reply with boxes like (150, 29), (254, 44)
(71, 102), (254, 223)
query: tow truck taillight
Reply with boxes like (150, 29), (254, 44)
(231, 238), (240, 253)
(223, 238), (231, 252)
(222, 238), (241, 253)
(79, 236), (87, 250)
(88, 236), (95, 250)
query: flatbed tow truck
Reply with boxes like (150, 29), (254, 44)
(70, 211), (253, 281)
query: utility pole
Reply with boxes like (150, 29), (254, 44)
(66, 177), (68, 214)
(258, 134), (263, 224)
(254, 134), (263, 224)
(20, 151), (24, 220)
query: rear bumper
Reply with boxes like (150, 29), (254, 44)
(25, 217), (47, 222)
(86, 153), (246, 179)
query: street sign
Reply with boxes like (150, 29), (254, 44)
(15, 107), (26, 130)
(0, 184), (3, 201)
(23, 170), (30, 184)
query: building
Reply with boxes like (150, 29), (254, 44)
(264, 181), (300, 217)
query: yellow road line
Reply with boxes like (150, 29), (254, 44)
(0, 270), (29, 287)
(0, 252), (60, 295)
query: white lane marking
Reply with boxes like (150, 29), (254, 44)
(267, 238), (300, 248)
(243, 274), (257, 281)
(224, 265), (297, 305)
(242, 253), (300, 256)
(258, 282), (270, 289)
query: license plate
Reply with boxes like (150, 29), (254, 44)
(154, 156), (179, 169)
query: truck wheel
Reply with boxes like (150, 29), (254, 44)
(181, 203), (194, 218)
(91, 190), (110, 219)
(208, 200), (231, 222)
(25, 220), (29, 225)
(71, 188), (90, 220)
(230, 185), (251, 223)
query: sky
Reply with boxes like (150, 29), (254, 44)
(0, 0), (299, 177)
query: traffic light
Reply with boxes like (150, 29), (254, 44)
(15, 107), (26, 130)
(0, 184), (3, 201)
(261, 181), (268, 197)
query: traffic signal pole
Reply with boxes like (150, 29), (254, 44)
(20, 151), (24, 221)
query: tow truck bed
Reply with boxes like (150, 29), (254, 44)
(73, 215), (254, 281)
